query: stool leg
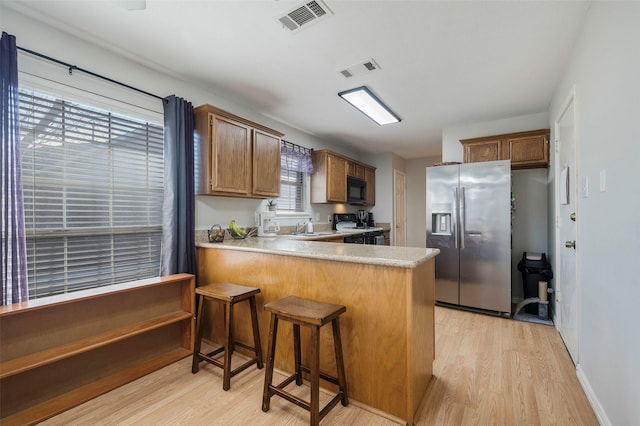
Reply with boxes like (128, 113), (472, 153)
(293, 323), (303, 386)
(332, 317), (349, 406)
(222, 301), (234, 391)
(191, 294), (205, 374)
(262, 312), (279, 412)
(249, 296), (263, 369)
(309, 325), (321, 426)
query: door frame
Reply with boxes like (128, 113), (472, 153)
(554, 86), (580, 362)
(393, 169), (407, 246)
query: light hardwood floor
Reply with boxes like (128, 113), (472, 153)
(41, 307), (598, 425)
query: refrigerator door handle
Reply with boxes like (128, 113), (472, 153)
(459, 187), (466, 249)
(453, 188), (459, 248)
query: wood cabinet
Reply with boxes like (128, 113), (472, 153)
(460, 129), (550, 169)
(311, 150), (376, 205)
(383, 230), (391, 246)
(311, 150), (348, 203)
(365, 166), (376, 206)
(0, 274), (195, 426)
(348, 161), (366, 180)
(194, 104), (283, 198)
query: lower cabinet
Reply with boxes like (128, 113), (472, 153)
(0, 274), (195, 426)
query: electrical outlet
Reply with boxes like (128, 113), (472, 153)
(327, 214), (332, 223)
(315, 212), (320, 222)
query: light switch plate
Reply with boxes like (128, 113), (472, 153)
(581, 176), (589, 198)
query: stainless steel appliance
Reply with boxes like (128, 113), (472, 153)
(426, 160), (511, 314)
(333, 213), (384, 244)
(346, 177), (367, 205)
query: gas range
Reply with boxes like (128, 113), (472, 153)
(333, 213), (384, 244)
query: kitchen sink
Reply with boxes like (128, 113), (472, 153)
(289, 231), (336, 237)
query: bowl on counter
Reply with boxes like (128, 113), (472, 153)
(208, 224), (225, 243)
(227, 226), (258, 240)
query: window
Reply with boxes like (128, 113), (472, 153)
(277, 141), (314, 213)
(19, 89), (164, 299)
(278, 166), (305, 212)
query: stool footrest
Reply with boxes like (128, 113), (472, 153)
(299, 364), (340, 387)
(274, 372), (299, 390)
(267, 384), (345, 422)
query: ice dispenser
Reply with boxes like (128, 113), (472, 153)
(431, 203), (452, 235)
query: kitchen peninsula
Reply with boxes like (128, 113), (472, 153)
(196, 238), (439, 425)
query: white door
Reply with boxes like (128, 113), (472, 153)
(393, 170), (407, 246)
(556, 91), (579, 364)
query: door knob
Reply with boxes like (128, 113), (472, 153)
(570, 213), (576, 222)
(565, 240), (576, 249)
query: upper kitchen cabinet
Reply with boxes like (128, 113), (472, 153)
(365, 166), (375, 206)
(460, 129), (550, 169)
(347, 161), (366, 180)
(311, 150), (376, 205)
(194, 104), (283, 198)
(311, 150), (347, 203)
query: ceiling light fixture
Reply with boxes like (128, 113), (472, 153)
(338, 86), (401, 125)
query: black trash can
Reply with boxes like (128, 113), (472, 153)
(517, 252), (553, 314)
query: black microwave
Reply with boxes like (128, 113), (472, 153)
(347, 176), (367, 204)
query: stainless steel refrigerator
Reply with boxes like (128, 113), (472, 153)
(426, 160), (511, 314)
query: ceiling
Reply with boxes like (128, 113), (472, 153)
(5, 0), (590, 159)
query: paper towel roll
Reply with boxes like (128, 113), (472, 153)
(538, 281), (548, 302)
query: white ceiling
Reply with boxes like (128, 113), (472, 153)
(5, 0), (590, 159)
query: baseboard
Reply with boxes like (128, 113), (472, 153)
(576, 364), (610, 426)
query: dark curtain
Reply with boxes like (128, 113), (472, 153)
(1, 32), (28, 305)
(160, 95), (196, 275)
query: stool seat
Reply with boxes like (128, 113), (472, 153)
(264, 296), (346, 326)
(196, 282), (260, 301)
(262, 296), (348, 425)
(192, 282), (263, 391)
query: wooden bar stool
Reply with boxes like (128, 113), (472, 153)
(262, 296), (348, 425)
(191, 282), (263, 391)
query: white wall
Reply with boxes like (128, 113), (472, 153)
(547, 3), (640, 424)
(442, 112), (549, 163)
(3, 7), (377, 232)
(406, 156), (441, 248)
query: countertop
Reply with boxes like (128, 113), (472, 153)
(196, 237), (439, 268)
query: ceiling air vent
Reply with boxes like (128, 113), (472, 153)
(339, 59), (381, 79)
(277, 0), (333, 33)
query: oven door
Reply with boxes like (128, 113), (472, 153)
(344, 234), (365, 244)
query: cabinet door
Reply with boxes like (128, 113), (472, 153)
(506, 135), (549, 169)
(348, 162), (365, 180)
(326, 154), (347, 202)
(365, 167), (376, 206)
(463, 140), (502, 163)
(252, 130), (281, 197)
(211, 114), (251, 194)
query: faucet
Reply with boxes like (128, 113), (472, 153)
(295, 220), (308, 234)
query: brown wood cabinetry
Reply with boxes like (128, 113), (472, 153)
(365, 166), (376, 206)
(194, 104), (283, 198)
(311, 150), (348, 203)
(311, 150), (376, 205)
(0, 274), (195, 426)
(460, 129), (550, 169)
(348, 161), (366, 180)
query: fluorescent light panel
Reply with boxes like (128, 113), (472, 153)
(338, 86), (401, 125)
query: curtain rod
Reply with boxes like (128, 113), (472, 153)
(17, 46), (164, 101)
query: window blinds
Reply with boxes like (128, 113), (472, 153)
(19, 90), (163, 298)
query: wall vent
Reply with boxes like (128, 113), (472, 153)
(277, 0), (333, 32)
(339, 59), (381, 79)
